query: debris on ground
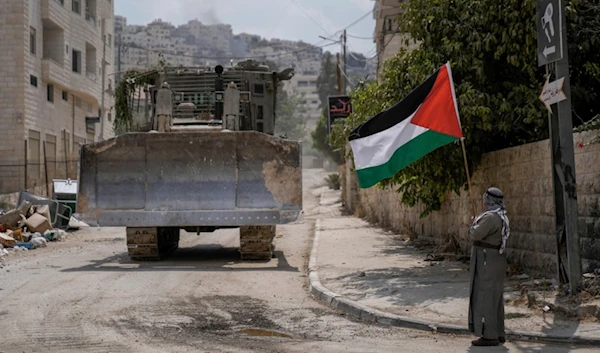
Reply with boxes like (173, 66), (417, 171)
(0, 197), (78, 260)
(512, 273), (531, 280)
(505, 271), (600, 322)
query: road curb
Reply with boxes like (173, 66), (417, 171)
(308, 207), (600, 346)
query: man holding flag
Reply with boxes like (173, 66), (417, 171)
(348, 62), (509, 346)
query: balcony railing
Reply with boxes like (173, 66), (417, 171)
(85, 14), (96, 26)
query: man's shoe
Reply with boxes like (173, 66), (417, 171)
(471, 338), (500, 346)
(499, 337), (506, 343)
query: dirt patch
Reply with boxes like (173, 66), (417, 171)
(108, 295), (288, 339)
(262, 160), (302, 205)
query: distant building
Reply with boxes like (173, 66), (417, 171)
(0, 0), (115, 195)
(283, 74), (320, 119)
(372, 0), (419, 78)
(114, 17), (325, 76)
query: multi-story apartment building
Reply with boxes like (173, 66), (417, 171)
(0, 0), (115, 195)
(372, 0), (418, 77)
(282, 74), (320, 134)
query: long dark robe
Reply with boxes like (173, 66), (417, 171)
(468, 213), (506, 340)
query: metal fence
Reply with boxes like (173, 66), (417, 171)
(0, 157), (80, 197)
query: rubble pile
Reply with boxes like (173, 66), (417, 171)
(0, 201), (69, 261)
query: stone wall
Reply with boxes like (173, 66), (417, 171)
(342, 131), (600, 276)
(0, 0), (27, 193)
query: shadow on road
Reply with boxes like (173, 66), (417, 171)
(465, 341), (587, 353)
(61, 243), (299, 273)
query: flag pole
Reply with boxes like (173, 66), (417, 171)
(460, 138), (477, 217)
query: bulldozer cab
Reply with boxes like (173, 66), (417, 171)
(137, 60), (294, 134)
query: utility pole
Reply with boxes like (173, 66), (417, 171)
(100, 19), (107, 140)
(342, 29), (347, 94)
(536, 0), (581, 294)
(116, 33), (122, 86)
(336, 53), (342, 95)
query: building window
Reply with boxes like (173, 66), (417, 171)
(254, 84), (264, 95)
(72, 0), (81, 14)
(28, 130), (41, 180)
(30, 27), (36, 55)
(72, 49), (82, 73)
(30, 75), (38, 87)
(47, 84), (54, 102)
(45, 134), (57, 182)
(62, 90), (68, 101)
(107, 34), (112, 47)
(257, 105), (264, 120)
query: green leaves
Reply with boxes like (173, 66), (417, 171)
(275, 92), (306, 140)
(113, 70), (156, 134)
(331, 0), (600, 217)
(311, 52), (344, 163)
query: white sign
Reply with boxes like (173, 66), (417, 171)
(539, 75), (567, 112)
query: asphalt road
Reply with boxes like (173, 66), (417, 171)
(0, 168), (596, 353)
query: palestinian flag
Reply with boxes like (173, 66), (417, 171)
(348, 62), (464, 189)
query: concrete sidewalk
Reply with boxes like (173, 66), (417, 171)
(308, 187), (600, 345)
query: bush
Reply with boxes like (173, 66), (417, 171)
(325, 173), (340, 190)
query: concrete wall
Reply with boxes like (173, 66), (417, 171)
(342, 131), (600, 276)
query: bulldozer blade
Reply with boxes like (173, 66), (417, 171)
(77, 131), (302, 227)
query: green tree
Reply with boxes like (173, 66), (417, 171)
(315, 52), (339, 110)
(311, 114), (343, 164)
(312, 51), (343, 163)
(275, 91), (306, 140)
(332, 0), (600, 216)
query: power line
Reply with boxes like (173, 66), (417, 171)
(343, 10), (373, 32)
(337, 61), (354, 89)
(288, 0), (332, 37)
(368, 31), (399, 60)
(346, 33), (373, 40)
(320, 9), (374, 41)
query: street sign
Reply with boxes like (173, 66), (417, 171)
(327, 95), (352, 133)
(537, 0), (564, 66)
(539, 75), (567, 112)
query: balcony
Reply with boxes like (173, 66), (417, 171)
(86, 71), (97, 82)
(42, 58), (69, 88)
(85, 0), (97, 28)
(86, 14), (96, 27)
(70, 71), (101, 105)
(41, 0), (69, 30)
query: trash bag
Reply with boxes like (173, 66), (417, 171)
(31, 237), (47, 248)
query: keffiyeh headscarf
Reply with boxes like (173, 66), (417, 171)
(473, 187), (510, 254)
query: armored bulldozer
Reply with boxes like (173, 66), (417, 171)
(76, 61), (302, 261)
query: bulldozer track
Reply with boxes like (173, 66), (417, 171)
(239, 225), (276, 261)
(126, 227), (179, 261)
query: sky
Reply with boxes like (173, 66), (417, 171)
(115, 0), (377, 56)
